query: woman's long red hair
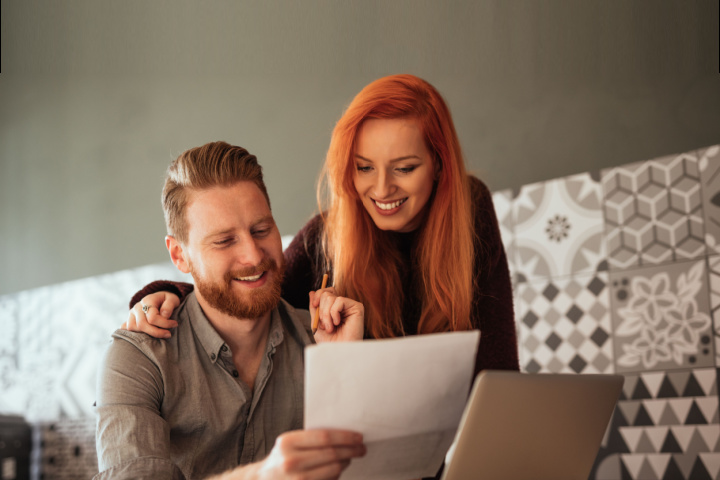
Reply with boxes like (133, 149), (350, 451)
(319, 74), (475, 338)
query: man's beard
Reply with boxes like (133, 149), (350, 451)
(192, 257), (285, 319)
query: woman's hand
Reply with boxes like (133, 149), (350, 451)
(121, 292), (180, 339)
(309, 287), (364, 343)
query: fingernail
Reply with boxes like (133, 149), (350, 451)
(162, 310), (171, 317)
(164, 332), (171, 338)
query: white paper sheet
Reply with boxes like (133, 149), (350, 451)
(304, 331), (480, 480)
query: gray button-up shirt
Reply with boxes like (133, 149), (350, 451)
(94, 293), (313, 479)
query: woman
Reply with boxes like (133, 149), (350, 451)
(127, 74), (519, 377)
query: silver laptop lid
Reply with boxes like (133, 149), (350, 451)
(441, 370), (623, 480)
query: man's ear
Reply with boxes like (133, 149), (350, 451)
(166, 236), (191, 274)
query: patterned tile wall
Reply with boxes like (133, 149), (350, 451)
(502, 143), (720, 480)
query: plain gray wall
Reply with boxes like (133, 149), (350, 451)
(1, 0), (719, 295)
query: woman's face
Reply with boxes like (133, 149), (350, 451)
(353, 117), (436, 233)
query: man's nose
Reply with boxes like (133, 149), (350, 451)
(237, 238), (264, 266)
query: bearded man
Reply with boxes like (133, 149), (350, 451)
(94, 142), (365, 480)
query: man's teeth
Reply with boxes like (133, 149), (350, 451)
(375, 198), (406, 210)
(236, 273), (263, 281)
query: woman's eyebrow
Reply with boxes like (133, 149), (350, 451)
(354, 154), (421, 163)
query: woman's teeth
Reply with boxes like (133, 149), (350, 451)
(236, 273), (263, 281)
(375, 198), (406, 210)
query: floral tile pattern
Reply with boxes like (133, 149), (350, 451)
(512, 172), (606, 282)
(516, 272), (614, 374)
(601, 152), (706, 271)
(609, 260), (714, 374)
(699, 145), (720, 256)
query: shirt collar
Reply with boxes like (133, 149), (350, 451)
(183, 292), (285, 363)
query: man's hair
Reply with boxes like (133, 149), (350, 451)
(162, 141), (270, 244)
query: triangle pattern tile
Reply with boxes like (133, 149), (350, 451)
(698, 453), (720, 479)
(666, 399), (694, 426)
(694, 369), (717, 396)
(697, 426), (720, 452)
(668, 372), (693, 399)
(686, 401), (710, 425)
(673, 454), (698, 479)
(643, 372), (666, 398)
(696, 398), (719, 425)
(637, 459), (659, 480)
(621, 428), (644, 452)
(688, 458), (714, 480)
(687, 430), (712, 454)
(647, 427), (670, 453)
(662, 430), (684, 453)
(637, 431), (658, 454)
(671, 426), (697, 453)
(621, 454), (645, 479)
(618, 401), (640, 426)
(645, 399), (669, 425)
(663, 455), (687, 479)
(646, 454), (671, 479)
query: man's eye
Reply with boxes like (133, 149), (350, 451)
(253, 229), (270, 237)
(215, 238), (233, 246)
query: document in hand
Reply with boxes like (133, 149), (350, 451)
(304, 331), (480, 480)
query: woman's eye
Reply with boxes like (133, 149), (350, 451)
(356, 165), (372, 173)
(397, 166), (417, 174)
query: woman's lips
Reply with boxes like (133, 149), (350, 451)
(372, 198), (407, 215)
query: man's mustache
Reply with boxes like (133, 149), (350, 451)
(224, 257), (278, 282)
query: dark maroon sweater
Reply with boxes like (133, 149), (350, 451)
(130, 176), (519, 377)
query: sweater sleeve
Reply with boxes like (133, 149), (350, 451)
(281, 214), (326, 310)
(128, 281), (195, 310)
(469, 176), (520, 374)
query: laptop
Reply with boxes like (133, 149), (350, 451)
(441, 370), (624, 480)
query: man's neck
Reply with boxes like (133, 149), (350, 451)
(194, 293), (274, 391)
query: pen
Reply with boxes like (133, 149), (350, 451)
(312, 273), (329, 335)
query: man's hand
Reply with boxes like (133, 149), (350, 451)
(215, 429), (366, 480)
(309, 287), (364, 343)
(122, 292), (180, 339)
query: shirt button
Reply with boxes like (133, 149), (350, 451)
(221, 345), (228, 352)
(211, 353), (216, 360)
(233, 370), (239, 378)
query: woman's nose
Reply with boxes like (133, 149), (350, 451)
(373, 171), (394, 198)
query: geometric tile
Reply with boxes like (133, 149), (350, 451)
(609, 261), (714, 373)
(516, 272), (613, 373)
(513, 172), (606, 281)
(698, 145), (720, 255)
(0, 261), (191, 422)
(608, 369), (720, 479)
(602, 150), (706, 271)
(492, 189), (516, 282)
(705, 255), (720, 366)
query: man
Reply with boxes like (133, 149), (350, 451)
(95, 141), (366, 479)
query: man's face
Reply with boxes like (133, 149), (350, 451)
(177, 181), (285, 320)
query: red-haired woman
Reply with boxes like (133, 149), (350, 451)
(126, 74), (519, 377)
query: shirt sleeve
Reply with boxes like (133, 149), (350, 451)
(128, 281), (195, 310)
(92, 457), (186, 480)
(95, 335), (181, 478)
(469, 177), (520, 374)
